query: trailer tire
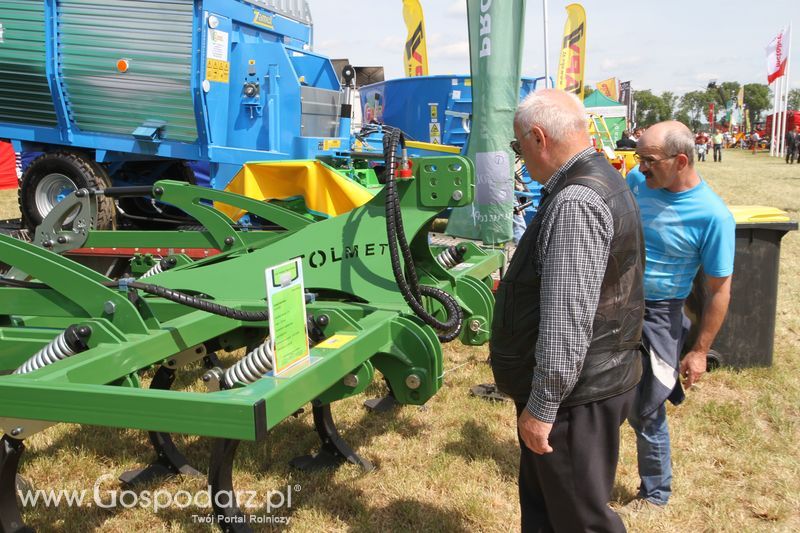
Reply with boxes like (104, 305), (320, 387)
(114, 160), (196, 229)
(18, 151), (114, 232)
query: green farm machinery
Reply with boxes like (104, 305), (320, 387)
(0, 133), (500, 531)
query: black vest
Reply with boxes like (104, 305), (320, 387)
(491, 151), (644, 406)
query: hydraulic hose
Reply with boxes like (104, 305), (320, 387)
(102, 280), (270, 322)
(382, 127), (463, 342)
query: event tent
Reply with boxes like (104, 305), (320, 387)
(584, 91), (627, 144)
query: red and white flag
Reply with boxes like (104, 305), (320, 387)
(766, 26), (790, 84)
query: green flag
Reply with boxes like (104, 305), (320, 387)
(445, 0), (526, 245)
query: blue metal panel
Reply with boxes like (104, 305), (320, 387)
(360, 74), (548, 149)
(0, 0), (349, 195)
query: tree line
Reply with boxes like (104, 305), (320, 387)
(628, 84), (800, 131)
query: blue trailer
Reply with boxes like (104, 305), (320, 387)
(0, 0), (352, 229)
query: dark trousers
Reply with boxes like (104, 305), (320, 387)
(713, 144), (722, 162)
(786, 145), (796, 164)
(516, 387), (635, 533)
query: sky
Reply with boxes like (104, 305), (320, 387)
(310, 0), (800, 96)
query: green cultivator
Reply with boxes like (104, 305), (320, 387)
(0, 149), (500, 531)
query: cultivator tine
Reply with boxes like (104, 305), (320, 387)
(0, 436), (32, 533)
(208, 438), (249, 533)
(362, 394), (398, 413)
(290, 403), (373, 472)
(363, 379), (398, 413)
(119, 354), (222, 486)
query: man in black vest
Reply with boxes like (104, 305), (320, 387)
(493, 89), (645, 532)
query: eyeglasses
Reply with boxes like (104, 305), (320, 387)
(633, 153), (678, 168)
(510, 129), (535, 157)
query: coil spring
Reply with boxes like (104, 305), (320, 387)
(140, 257), (177, 279)
(14, 325), (91, 375)
(223, 339), (276, 388)
(435, 245), (467, 269)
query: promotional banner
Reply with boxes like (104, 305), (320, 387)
(766, 26), (790, 83)
(709, 102), (715, 130)
(445, 0), (526, 244)
(737, 86), (744, 108)
(556, 3), (587, 100)
(403, 0), (429, 77)
(746, 109), (751, 133)
(596, 77), (618, 100)
(618, 80), (632, 126)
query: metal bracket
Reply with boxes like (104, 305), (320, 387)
(33, 188), (96, 253)
(0, 418), (55, 440)
(163, 344), (207, 370)
(132, 120), (167, 142)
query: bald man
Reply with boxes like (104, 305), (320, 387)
(491, 89), (644, 532)
(621, 121), (734, 514)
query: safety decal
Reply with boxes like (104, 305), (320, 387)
(315, 335), (357, 349)
(206, 58), (230, 83)
(429, 122), (441, 144)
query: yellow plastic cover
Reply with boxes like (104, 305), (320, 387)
(217, 161), (374, 221)
(728, 205), (792, 224)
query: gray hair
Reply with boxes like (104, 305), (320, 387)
(515, 89), (587, 140)
(663, 126), (695, 167)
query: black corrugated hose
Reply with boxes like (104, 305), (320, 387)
(382, 127), (463, 342)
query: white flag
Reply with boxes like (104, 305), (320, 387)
(766, 26), (790, 84)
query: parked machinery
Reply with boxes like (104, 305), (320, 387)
(0, 145), (501, 531)
(0, 0), (360, 230)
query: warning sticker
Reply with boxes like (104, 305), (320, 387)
(450, 262), (475, 272)
(429, 103), (438, 121)
(206, 58), (230, 83)
(316, 335), (357, 349)
(322, 139), (342, 151)
(429, 122), (441, 144)
(207, 29), (229, 62)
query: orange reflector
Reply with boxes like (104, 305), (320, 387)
(116, 59), (129, 73)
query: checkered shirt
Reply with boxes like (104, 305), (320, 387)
(526, 148), (615, 422)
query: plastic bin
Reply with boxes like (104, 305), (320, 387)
(685, 206), (798, 368)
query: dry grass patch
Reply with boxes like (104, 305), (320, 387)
(2, 149), (800, 531)
(0, 188), (17, 219)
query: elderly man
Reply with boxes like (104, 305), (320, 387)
(490, 89), (645, 532)
(622, 121), (734, 513)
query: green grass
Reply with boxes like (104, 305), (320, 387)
(2, 148), (799, 532)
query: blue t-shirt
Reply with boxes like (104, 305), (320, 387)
(626, 168), (735, 300)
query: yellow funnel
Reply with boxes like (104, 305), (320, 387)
(217, 160), (375, 221)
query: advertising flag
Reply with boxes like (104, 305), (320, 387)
(596, 77), (618, 100)
(737, 86), (744, 108)
(708, 102), (715, 128)
(556, 4), (587, 100)
(766, 26), (790, 84)
(445, 0), (527, 244)
(403, 0), (429, 77)
(619, 80), (632, 125)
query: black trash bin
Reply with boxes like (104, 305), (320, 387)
(685, 206), (798, 368)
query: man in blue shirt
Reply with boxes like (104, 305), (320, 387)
(621, 121), (735, 513)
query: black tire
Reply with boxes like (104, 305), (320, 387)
(18, 151), (114, 232)
(114, 160), (196, 229)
